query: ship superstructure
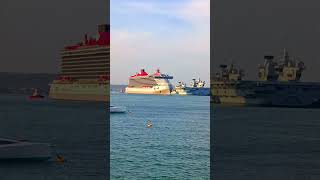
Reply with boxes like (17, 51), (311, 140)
(125, 69), (173, 95)
(174, 78), (210, 96)
(258, 49), (305, 82)
(49, 24), (109, 101)
(174, 82), (189, 95)
(190, 78), (206, 88)
(212, 49), (320, 107)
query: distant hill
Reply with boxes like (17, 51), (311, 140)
(0, 72), (57, 95)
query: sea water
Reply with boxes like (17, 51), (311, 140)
(110, 93), (210, 179)
(213, 105), (320, 179)
(0, 94), (108, 180)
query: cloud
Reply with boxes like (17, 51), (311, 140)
(179, 0), (210, 19)
(177, 0), (210, 28)
(112, 0), (210, 27)
(111, 0), (210, 85)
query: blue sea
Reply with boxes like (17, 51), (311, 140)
(0, 94), (108, 180)
(213, 105), (320, 180)
(110, 92), (210, 179)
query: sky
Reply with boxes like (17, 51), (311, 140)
(110, 0), (210, 85)
(2, 0), (320, 83)
(0, 0), (108, 74)
(212, 0), (320, 81)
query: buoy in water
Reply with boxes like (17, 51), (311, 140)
(56, 154), (65, 163)
(147, 121), (153, 128)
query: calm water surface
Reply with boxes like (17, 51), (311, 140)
(0, 94), (108, 180)
(213, 105), (320, 180)
(111, 93), (210, 179)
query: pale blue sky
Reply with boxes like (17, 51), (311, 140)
(111, 0), (210, 85)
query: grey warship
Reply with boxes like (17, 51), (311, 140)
(212, 49), (320, 107)
(174, 78), (210, 96)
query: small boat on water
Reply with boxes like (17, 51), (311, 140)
(0, 138), (52, 161)
(29, 88), (45, 100)
(110, 105), (126, 113)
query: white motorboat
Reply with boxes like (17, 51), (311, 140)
(110, 105), (126, 113)
(0, 138), (52, 161)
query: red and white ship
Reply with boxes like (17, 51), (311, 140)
(125, 69), (174, 95)
(48, 24), (110, 102)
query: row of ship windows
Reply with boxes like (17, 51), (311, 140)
(61, 70), (108, 73)
(62, 62), (108, 64)
(54, 85), (107, 90)
(62, 57), (110, 62)
(62, 56), (109, 60)
(62, 49), (109, 54)
(62, 58), (109, 62)
(62, 53), (109, 58)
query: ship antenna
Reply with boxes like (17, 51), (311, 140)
(230, 60), (234, 72)
(284, 48), (289, 57)
(283, 48), (290, 63)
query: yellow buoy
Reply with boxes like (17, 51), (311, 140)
(147, 121), (153, 128)
(56, 154), (65, 163)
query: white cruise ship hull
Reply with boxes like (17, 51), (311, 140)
(125, 86), (172, 95)
(49, 82), (109, 102)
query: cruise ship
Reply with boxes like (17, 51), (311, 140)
(212, 49), (320, 107)
(49, 24), (109, 101)
(125, 69), (174, 95)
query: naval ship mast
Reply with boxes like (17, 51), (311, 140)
(258, 49), (306, 82)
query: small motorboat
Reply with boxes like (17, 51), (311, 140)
(110, 105), (126, 113)
(0, 138), (52, 161)
(29, 88), (45, 100)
